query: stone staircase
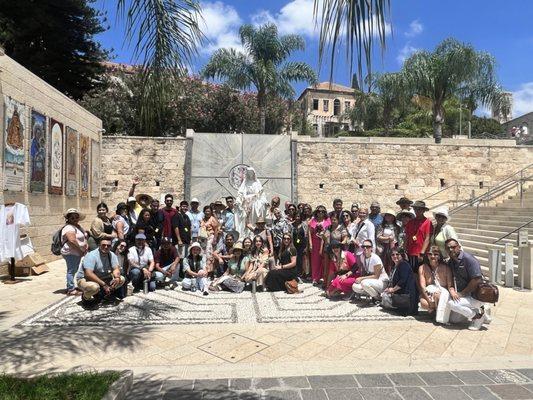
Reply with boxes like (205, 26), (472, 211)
(452, 189), (533, 273)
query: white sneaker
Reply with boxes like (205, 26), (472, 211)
(468, 316), (484, 331)
(483, 308), (492, 324)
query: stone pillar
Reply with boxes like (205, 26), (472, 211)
(518, 245), (533, 289)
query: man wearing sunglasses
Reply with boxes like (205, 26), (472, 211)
(76, 239), (125, 310)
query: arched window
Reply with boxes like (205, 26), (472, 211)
(333, 99), (341, 116)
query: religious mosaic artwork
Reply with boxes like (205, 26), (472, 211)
(90, 139), (100, 197)
(3, 97), (26, 191)
(18, 284), (408, 327)
(65, 127), (78, 196)
(228, 164), (249, 189)
(79, 135), (89, 197)
(49, 119), (63, 195)
(29, 110), (47, 193)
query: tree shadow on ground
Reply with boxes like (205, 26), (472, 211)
(0, 324), (155, 374)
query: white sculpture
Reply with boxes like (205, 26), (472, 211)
(234, 167), (268, 238)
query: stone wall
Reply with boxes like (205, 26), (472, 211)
(100, 136), (188, 208)
(296, 136), (533, 210)
(101, 133), (533, 215)
(0, 54), (102, 271)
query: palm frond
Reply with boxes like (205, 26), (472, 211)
(314, 0), (390, 87)
(117, 0), (204, 135)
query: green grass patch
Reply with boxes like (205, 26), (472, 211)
(0, 371), (121, 400)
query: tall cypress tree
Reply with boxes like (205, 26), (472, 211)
(0, 0), (109, 100)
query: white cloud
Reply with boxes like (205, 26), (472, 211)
(251, 0), (391, 39)
(405, 19), (423, 37)
(200, 1), (243, 53)
(511, 82), (533, 117)
(396, 44), (419, 65)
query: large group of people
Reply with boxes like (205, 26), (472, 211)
(58, 176), (491, 331)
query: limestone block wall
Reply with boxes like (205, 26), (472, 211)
(100, 136), (187, 208)
(0, 54), (102, 271)
(296, 136), (533, 210)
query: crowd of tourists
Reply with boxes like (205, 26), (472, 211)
(58, 179), (491, 331)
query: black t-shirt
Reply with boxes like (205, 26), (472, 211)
(154, 247), (178, 267)
(279, 246), (297, 266)
(171, 212), (192, 244)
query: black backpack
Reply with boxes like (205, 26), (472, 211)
(51, 225), (67, 255)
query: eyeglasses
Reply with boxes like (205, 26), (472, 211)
(362, 245), (372, 249)
(429, 253), (441, 257)
(391, 253), (401, 257)
(101, 244), (111, 248)
(446, 245), (458, 250)
(283, 237), (291, 240)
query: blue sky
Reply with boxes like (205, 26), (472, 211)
(94, 0), (533, 117)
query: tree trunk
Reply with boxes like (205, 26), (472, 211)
(433, 104), (444, 144)
(258, 89), (266, 135)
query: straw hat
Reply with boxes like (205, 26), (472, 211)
(64, 208), (85, 221)
(233, 242), (244, 251)
(383, 209), (397, 218)
(135, 193), (153, 207)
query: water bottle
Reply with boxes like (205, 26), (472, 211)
(191, 280), (197, 292)
(143, 279), (149, 294)
(251, 280), (257, 294)
(127, 283), (134, 297)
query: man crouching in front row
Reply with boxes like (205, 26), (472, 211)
(76, 239), (125, 310)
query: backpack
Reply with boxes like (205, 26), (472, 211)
(51, 225), (67, 255)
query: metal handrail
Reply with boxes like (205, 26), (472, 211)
(423, 184), (457, 201)
(493, 219), (533, 244)
(450, 169), (533, 215)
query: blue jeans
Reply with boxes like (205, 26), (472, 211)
(129, 267), (156, 291)
(63, 254), (82, 291)
(153, 264), (180, 283)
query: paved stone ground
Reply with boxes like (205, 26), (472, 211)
(126, 369), (533, 399)
(1, 260), (533, 382)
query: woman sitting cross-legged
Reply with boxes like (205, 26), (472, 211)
(381, 249), (419, 316)
(182, 242), (210, 296)
(352, 239), (389, 303)
(265, 233), (298, 292)
(242, 235), (271, 291)
(325, 241), (359, 298)
(418, 245), (454, 323)
(210, 242), (246, 293)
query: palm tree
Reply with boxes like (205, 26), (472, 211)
(402, 38), (510, 143)
(314, 0), (390, 86)
(202, 24), (317, 134)
(117, 0), (204, 136)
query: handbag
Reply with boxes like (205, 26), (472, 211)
(473, 279), (499, 304)
(285, 279), (301, 294)
(391, 293), (411, 308)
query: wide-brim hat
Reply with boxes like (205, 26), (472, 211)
(190, 198), (200, 204)
(412, 200), (429, 211)
(64, 208), (85, 221)
(213, 201), (225, 209)
(135, 233), (147, 240)
(189, 242), (202, 253)
(433, 206), (450, 221)
(233, 242), (244, 251)
(397, 210), (415, 219)
(135, 193), (153, 206)
(396, 197), (413, 206)
(383, 209), (397, 218)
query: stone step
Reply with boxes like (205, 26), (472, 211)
(459, 238), (519, 254)
(456, 232), (525, 244)
(454, 207), (533, 215)
(452, 214), (532, 223)
(453, 221), (529, 232)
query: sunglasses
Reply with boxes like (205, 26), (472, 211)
(101, 244), (111, 248)
(429, 253), (441, 257)
(446, 245), (458, 250)
(391, 253), (401, 257)
(362, 245), (372, 249)
(283, 237), (291, 240)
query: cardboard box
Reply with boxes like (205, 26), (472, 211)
(15, 265), (31, 277)
(32, 264), (49, 275)
(15, 253), (45, 268)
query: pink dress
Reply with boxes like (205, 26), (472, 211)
(329, 251), (360, 293)
(308, 217), (331, 281)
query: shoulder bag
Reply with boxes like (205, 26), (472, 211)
(285, 279), (301, 294)
(473, 278), (499, 304)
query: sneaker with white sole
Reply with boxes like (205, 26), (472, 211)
(468, 315), (484, 331)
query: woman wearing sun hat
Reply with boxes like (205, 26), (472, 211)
(431, 206), (457, 258)
(376, 209), (400, 275)
(61, 208), (88, 295)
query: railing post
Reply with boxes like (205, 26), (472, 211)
(475, 202), (480, 229)
(488, 248), (501, 283)
(504, 243), (515, 287)
(520, 170), (524, 207)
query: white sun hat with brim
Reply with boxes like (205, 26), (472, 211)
(64, 208), (86, 221)
(188, 242), (202, 253)
(433, 206), (450, 221)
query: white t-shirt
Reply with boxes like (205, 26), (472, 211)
(61, 224), (87, 256)
(0, 203), (31, 262)
(360, 253), (388, 281)
(127, 245), (154, 269)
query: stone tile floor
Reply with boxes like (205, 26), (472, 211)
(126, 369), (533, 399)
(0, 260), (533, 382)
